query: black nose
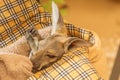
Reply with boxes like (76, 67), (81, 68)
(32, 62), (40, 73)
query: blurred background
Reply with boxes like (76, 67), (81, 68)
(40, 0), (120, 79)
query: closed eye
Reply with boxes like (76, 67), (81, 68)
(46, 49), (57, 58)
(46, 54), (56, 58)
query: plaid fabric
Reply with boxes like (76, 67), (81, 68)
(0, 0), (52, 48)
(0, 0), (94, 48)
(28, 47), (102, 80)
(0, 0), (102, 80)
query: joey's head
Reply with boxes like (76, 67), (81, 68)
(29, 1), (92, 72)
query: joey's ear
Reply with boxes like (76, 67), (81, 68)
(64, 37), (93, 53)
(51, 1), (67, 36)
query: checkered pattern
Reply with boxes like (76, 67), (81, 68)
(0, 0), (52, 48)
(66, 23), (95, 44)
(0, 0), (94, 48)
(28, 47), (102, 80)
(0, 0), (102, 79)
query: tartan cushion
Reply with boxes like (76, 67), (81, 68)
(28, 47), (102, 80)
(0, 0), (94, 48)
(0, 0), (102, 80)
(0, 0), (51, 47)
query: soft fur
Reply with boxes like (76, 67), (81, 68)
(0, 27), (108, 80)
(26, 2), (92, 72)
(0, 27), (51, 80)
(0, 1), (108, 80)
